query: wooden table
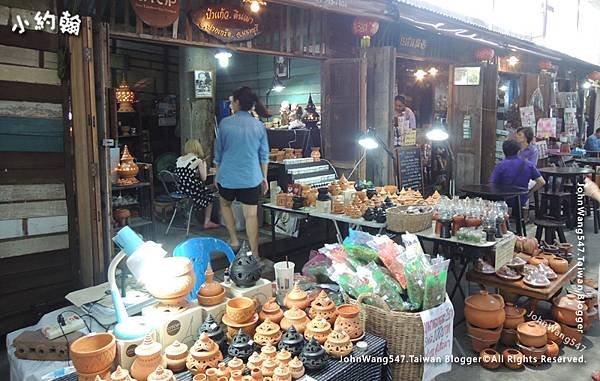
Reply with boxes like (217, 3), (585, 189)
(467, 257), (578, 312)
(539, 166), (594, 192)
(575, 157), (600, 171)
(262, 203), (312, 255)
(460, 183), (529, 236)
(548, 152), (575, 166)
(309, 210), (386, 243)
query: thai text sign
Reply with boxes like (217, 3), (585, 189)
(420, 297), (453, 381)
(191, 6), (261, 43)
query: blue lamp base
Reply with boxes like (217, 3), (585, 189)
(113, 316), (154, 341)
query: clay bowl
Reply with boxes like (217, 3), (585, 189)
(464, 291), (506, 329)
(516, 322), (547, 348)
(546, 340), (560, 358)
(500, 328), (517, 347)
(70, 333), (116, 376)
(538, 252), (556, 262)
(517, 343), (547, 365)
(549, 257), (569, 274)
(552, 294), (589, 326)
(543, 320), (562, 344)
(528, 256), (548, 266)
(197, 289), (226, 307)
(502, 348), (524, 370)
(560, 323), (584, 346)
(466, 322), (502, 342)
(480, 348), (502, 370)
(223, 313), (259, 339)
(227, 297), (257, 324)
(468, 335), (497, 353)
(337, 304), (360, 319)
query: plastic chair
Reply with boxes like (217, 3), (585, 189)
(158, 170), (195, 236)
(173, 237), (236, 299)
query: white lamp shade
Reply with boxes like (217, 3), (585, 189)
(126, 241), (167, 281)
(426, 128), (449, 141)
(359, 136), (379, 150)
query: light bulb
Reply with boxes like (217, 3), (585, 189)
(215, 51), (232, 68)
(250, 1), (260, 12)
(414, 69), (427, 81)
(428, 67), (438, 76)
(273, 84), (285, 93)
(583, 81), (592, 89)
(499, 85), (509, 92)
(507, 56), (519, 66)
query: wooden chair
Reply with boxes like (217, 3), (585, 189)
(534, 219), (567, 244)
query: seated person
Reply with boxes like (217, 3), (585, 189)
(584, 128), (600, 152)
(491, 140), (546, 216)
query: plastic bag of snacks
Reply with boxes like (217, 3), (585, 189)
(364, 262), (411, 311)
(371, 236), (408, 289)
(422, 257), (450, 310)
(343, 229), (381, 264)
(302, 250), (333, 283)
(329, 262), (373, 298)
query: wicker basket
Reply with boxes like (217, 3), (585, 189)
(349, 293), (425, 381)
(386, 205), (433, 233)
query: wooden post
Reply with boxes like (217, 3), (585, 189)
(358, 48), (368, 180)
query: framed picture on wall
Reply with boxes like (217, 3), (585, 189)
(453, 66), (480, 86)
(194, 70), (213, 98)
(274, 56), (290, 79)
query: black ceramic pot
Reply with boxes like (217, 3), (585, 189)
(299, 337), (328, 370)
(277, 326), (305, 357)
(374, 209), (387, 223)
(292, 196), (304, 210)
(317, 188), (330, 201)
(363, 208), (375, 222)
(366, 188), (377, 199)
(229, 250), (262, 288)
(227, 329), (255, 361)
(198, 314), (227, 354)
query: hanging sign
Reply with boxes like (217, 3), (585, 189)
(130, 0), (180, 28)
(191, 5), (261, 43)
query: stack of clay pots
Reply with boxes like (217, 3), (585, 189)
(223, 297), (259, 342)
(516, 321), (548, 365)
(500, 303), (526, 347)
(552, 294), (588, 346)
(464, 291), (505, 351)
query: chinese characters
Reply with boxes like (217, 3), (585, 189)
(12, 10), (81, 35)
(400, 36), (428, 50)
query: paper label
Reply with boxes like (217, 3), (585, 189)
(495, 235), (517, 271)
(420, 297), (454, 381)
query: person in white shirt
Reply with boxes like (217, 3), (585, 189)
(394, 95), (416, 130)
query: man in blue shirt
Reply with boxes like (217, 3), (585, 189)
(584, 128), (600, 152)
(215, 87), (270, 257)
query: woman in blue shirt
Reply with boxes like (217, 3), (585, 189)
(214, 87), (270, 256)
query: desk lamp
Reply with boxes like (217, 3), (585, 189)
(111, 227), (167, 340)
(357, 128), (400, 188)
(426, 118), (454, 196)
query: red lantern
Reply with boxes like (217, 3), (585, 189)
(588, 71), (600, 81)
(538, 59), (553, 71)
(352, 17), (379, 48)
(474, 47), (495, 62)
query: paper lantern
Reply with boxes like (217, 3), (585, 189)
(538, 59), (553, 71)
(588, 71), (600, 81)
(352, 17), (379, 48)
(474, 47), (495, 62)
(115, 79), (135, 113)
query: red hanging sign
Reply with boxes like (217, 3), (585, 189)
(191, 5), (261, 43)
(130, 0), (180, 28)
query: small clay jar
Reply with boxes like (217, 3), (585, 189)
(479, 349), (501, 370)
(110, 366), (130, 381)
(549, 257), (569, 274)
(546, 340), (559, 358)
(273, 364), (291, 381)
(259, 298), (284, 324)
(260, 344), (277, 360)
(198, 265), (226, 306)
(194, 375), (208, 381)
(328, 182), (341, 197)
(276, 349), (292, 366)
(299, 337), (328, 370)
(230, 370), (244, 381)
(324, 326), (353, 358)
(528, 256), (548, 266)
(502, 348), (524, 370)
(254, 319), (283, 347)
(332, 199), (345, 214)
(304, 317), (332, 345)
(284, 282), (310, 310)
(165, 340), (188, 373)
(277, 326), (305, 357)
(288, 357), (305, 379)
(205, 368), (218, 381)
(280, 307), (310, 334)
(186, 332), (224, 375)
(216, 363), (230, 379)
(261, 359), (278, 377)
(228, 357), (245, 373)
(251, 368), (263, 381)
(334, 304), (363, 340)
(131, 334), (166, 381)
(247, 352), (263, 371)
(308, 290), (338, 325)
(147, 366), (175, 381)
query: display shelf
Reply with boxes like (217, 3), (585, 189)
(112, 181), (151, 191)
(115, 216), (153, 232)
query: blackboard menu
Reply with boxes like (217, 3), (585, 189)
(396, 147), (423, 191)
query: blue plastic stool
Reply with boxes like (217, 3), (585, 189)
(173, 237), (235, 299)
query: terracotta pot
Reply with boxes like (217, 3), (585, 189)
(227, 297), (258, 324)
(284, 283), (310, 311)
(324, 326), (353, 358)
(549, 257), (569, 274)
(260, 344), (277, 360)
(131, 334), (166, 381)
(230, 370), (244, 381)
(280, 307), (310, 334)
(304, 317), (331, 345)
(334, 304), (363, 340)
(310, 147), (321, 162)
(502, 348), (524, 369)
(332, 199), (345, 214)
(148, 366), (175, 381)
(228, 356), (245, 373)
(273, 364), (291, 381)
(528, 256), (548, 266)
(251, 368), (264, 381)
(186, 332), (224, 375)
(465, 216), (482, 228)
(500, 328), (517, 347)
(546, 340), (559, 358)
(164, 340), (188, 373)
(70, 332), (116, 381)
(452, 215), (465, 236)
(516, 322), (547, 348)
(261, 358), (278, 377)
(543, 320), (562, 344)
(223, 314), (259, 341)
(464, 291), (505, 329)
(480, 348), (501, 370)
(308, 290), (338, 325)
(469, 336), (497, 353)
(113, 208), (131, 227)
(259, 297), (284, 324)
(503, 303), (526, 329)
(328, 182), (342, 197)
(247, 352), (263, 371)
(205, 368), (218, 381)
(288, 356), (305, 379)
(198, 264), (226, 306)
(215, 363), (230, 379)
(254, 319), (283, 347)
(559, 323), (584, 346)
(558, 242), (573, 254)
(145, 257), (196, 306)
(466, 322), (502, 341)
(552, 294), (588, 326)
(517, 343), (547, 365)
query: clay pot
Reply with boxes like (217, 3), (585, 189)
(205, 368), (218, 381)
(254, 319), (283, 347)
(259, 298), (284, 324)
(199, 314), (228, 355)
(288, 357), (305, 379)
(549, 257), (568, 274)
(284, 283), (310, 311)
(502, 348), (524, 369)
(304, 317), (331, 345)
(148, 366), (175, 381)
(145, 257), (196, 306)
(500, 328), (517, 347)
(186, 332), (224, 375)
(308, 290), (338, 325)
(276, 349), (292, 366)
(228, 356), (245, 373)
(464, 291), (505, 329)
(261, 358), (278, 377)
(552, 294), (588, 326)
(280, 307), (310, 334)
(294, 149), (303, 159)
(324, 326), (353, 358)
(338, 175), (349, 191)
(273, 364), (291, 381)
(131, 334), (166, 381)
(198, 265), (226, 306)
(284, 149), (294, 160)
(517, 343), (547, 365)
(559, 323), (584, 346)
(164, 340), (188, 373)
(277, 326), (305, 357)
(480, 348), (501, 370)
(332, 199), (345, 214)
(230, 370), (243, 381)
(299, 337), (327, 370)
(110, 366), (130, 381)
(328, 182), (342, 197)
(466, 322), (502, 342)
(306, 190), (318, 207)
(503, 303), (526, 329)
(251, 368), (263, 381)
(516, 322), (547, 348)
(520, 237), (539, 255)
(70, 332), (116, 381)
(247, 352), (263, 371)
(227, 298), (258, 324)
(334, 304), (363, 340)
(230, 251), (262, 288)
(469, 336), (497, 353)
(310, 147), (321, 162)
(557, 242), (573, 254)
(227, 329), (254, 362)
(260, 344), (277, 360)
(215, 363), (230, 379)
(113, 208), (131, 227)
(546, 340), (559, 358)
(116, 146), (139, 185)
(543, 320), (562, 344)
(528, 256), (548, 266)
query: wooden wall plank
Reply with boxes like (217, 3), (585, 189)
(27, 215), (68, 236)
(0, 281), (71, 319)
(0, 263), (72, 295)
(0, 81), (62, 103)
(0, 25), (58, 51)
(0, 63), (60, 85)
(0, 116), (63, 152)
(0, 219), (22, 240)
(0, 168), (65, 184)
(43, 51), (58, 69)
(0, 248), (69, 276)
(0, 44), (40, 67)
(0, 233), (69, 258)
(0, 184), (65, 202)
(0, 200), (67, 220)
(0, 152), (65, 184)
(0, 101), (62, 118)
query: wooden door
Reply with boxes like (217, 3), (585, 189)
(321, 58), (361, 175)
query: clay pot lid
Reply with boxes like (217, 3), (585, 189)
(228, 356), (244, 368)
(311, 290), (335, 311)
(120, 145), (134, 161)
(165, 340), (188, 357)
(256, 319), (280, 336)
(262, 297), (282, 313)
(198, 265), (224, 297)
(160, 257), (193, 277)
(261, 344), (277, 357)
(284, 306), (307, 320)
(289, 356), (303, 368)
(191, 332), (219, 355)
(263, 358), (278, 369)
(555, 294), (586, 311)
(274, 364), (291, 377)
(287, 282), (308, 301)
(277, 349), (292, 362)
(247, 352), (263, 365)
(517, 322), (547, 337)
(327, 327), (350, 344)
(465, 291), (505, 311)
(504, 303), (526, 318)
(135, 334), (161, 357)
(111, 366), (129, 381)
(307, 317), (331, 333)
(148, 366), (174, 381)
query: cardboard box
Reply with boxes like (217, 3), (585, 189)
(198, 299), (228, 328)
(116, 336), (146, 369)
(221, 278), (274, 308)
(141, 301), (204, 348)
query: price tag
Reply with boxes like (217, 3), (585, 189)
(494, 234), (517, 271)
(404, 130), (416, 146)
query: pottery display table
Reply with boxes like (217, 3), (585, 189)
(308, 211), (387, 244)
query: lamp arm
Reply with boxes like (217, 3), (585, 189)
(374, 133), (395, 159)
(109, 251), (129, 324)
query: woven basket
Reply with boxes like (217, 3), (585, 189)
(386, 205), (433, 233)
(349, 293), (424, 381)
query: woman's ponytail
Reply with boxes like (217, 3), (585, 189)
(233, 86), (271, 119)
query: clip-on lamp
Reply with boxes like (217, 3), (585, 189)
(357, 128), (400, 189)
